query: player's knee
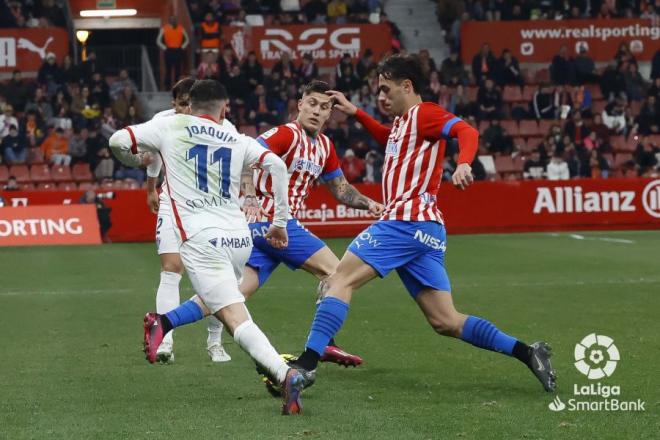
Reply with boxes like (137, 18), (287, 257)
(429, 315), (463, 337)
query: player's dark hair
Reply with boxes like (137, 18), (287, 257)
(189, 79), (228, 112)
(376, 54), (425, 94)
(171, 77), (196, 99)
(302, 80), (331, 96)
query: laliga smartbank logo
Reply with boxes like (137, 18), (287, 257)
(548, 333), (645, 412)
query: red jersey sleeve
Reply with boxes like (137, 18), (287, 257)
(256, 125), (294, 155)
(354, 108), (391, 147)
(320, 139), (343, 182)
(417, 102), (479, 165)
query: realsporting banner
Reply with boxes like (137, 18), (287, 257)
(1, 179), (658, 243)
(222, 24), (393, 68)
(461, 19), (659, 63)
(0, 204), (101, 246)
(0, 28), (70, 73)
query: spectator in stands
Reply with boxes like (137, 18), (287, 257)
(41, 127), (71, 165)
(325, 118), (348, 151)
(571, 85), (592, 116)
(79, 190), (112, 242)
(23, 87), (52, 123)
(624, 63), (647, 102)
(92, 145), (115, 181)
(1, 124), (26, 164)
(197, 50), (220, 79)
(246, 84), (277, 126)
(21, 111), (46, 146)
(340, 149), (364, 183)
(89, 72), (110, 109)
(226, 64), (250, 103)
(37, 53), (62, 95)
(327, 0), (349, 24)
(574, 44), (597, 84)
(200, 12), (221, 52)
(303, 0), (328, 23)
(0, 104), (19, 140)
(60, 55), (80, 85)
(615, 42), (637, 70)
(600, 61), (626, 102)
(352, 84), (377, 117)
(4, 176), (19, 191)
(546, 152), (570, 180)
(447, 11), (470, 49)
(652, 50), (660, 80)
(635, 136), (659, 177)
(472, 43), (497, 85)
(635, 95), (659, 135)
(114, 163), (145, 186)
(356, 49), (377, 81)
(589, 149), (610, 179)
(363, 150), (383, 183)
(109, 69), (138, 101)
(451, 84), (472, 118)
(564, 111), (590, 146)
(336, 64), (362, 95)
(523, 150), (545, 179)
(532, 84), (556, 120)
(477, 78), (502, 120)
(602, 99), (627, 134)
(423, 70), (442, 101)
(81, 50), (100, 83)
(556, 85), (574, 119)
(440, 49), (467, 86)
(271, 51), (296, 81)
(418, 49), (437, 80)
(157, 16), (190, 89)
(242, 51), (264, 90)
(112, 86), (142, 123)
(3, 70), (33, 112)
(120, 105), (142, 127)
(482, 120), (513, 155)
(495, 49), (523, 87)
(550, 45), (576, 86)
(68, 127), (88, 165)
(37, 0), (66, 27)
(298, 53), (319, 85)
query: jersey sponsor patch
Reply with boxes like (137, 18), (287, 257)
(261, 127), (278, 139)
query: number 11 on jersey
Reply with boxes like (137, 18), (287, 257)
(187, 144), (232, 198)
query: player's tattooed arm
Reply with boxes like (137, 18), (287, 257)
(240, 165), (262, 223)
(240, 166), (257, 197)
(326, 175), (384, 216)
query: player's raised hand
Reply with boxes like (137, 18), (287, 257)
(452, 163), (474, 190)
(326, 90), (358, 116)
(241, 195), (264, 223)
(265, 225), (288, 249)
(368, 200), (385, 217)
(147, 189), (159, 214)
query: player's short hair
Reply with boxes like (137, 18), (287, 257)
(302, 80), (331, 97)
(172, 77), (196, 99)
(189, 80), (228, 111)
(376, 54), (425, 94)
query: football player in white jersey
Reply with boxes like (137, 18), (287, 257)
(146, 78), (236, 363)
(109, 80), (305, 415)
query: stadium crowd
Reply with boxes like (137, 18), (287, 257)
(1, 0), (659, 192)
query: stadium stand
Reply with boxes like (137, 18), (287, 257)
(0, 0), (658, 191)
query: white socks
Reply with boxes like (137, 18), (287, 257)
(233, 320), (289, 384)
(207, 315), (223, 348)
(156, 271), (182, 347)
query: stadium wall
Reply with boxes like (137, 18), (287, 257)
(1, 179), (659, 244)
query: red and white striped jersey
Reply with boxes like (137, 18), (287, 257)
(253, 121), (343, 221)
(357, 102), (473, 223)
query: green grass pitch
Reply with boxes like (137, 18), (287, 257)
(1, 231), (658, 439)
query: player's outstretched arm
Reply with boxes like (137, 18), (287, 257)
(448, 122), (479, 190)
(325, 174), (384, 216)
(109, 121), (162, 167)
(326, 90), (390, 147)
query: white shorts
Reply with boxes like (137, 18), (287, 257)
(179, 227), (252, 313)
(156, 192), (182, 255)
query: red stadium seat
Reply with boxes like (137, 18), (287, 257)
(51, 164), (72, 182)
(239, 125), (258, 138)
(522, 86), (536, 102)
(494, 155), (517, 173)
(500, 120), (519, 136)
(78, 182), (98, 191)
(72, 163), (93, 182)
(649, 135), (660, 147)
(503, 86), (523, 102)
(609, 135), (626, 151)
(518, 120), (540, 137)
(538, 119), (557, 136)
(513, 137), (527, 149)
(36, 182), (57, 191)
(0, 165), (8, 183)
(29, 164), (52, 183)
(8, 165), (30, 182)
(613, 153), (633, 169)
(585, 84), (603, 100)
(623, 168), (638, 178)
(57, 182), (78, 191)
(19, 182), (35, 190)
(535, 68), (551, 84)
(526, 136), (544, 150)
(27, 147), (45, 164)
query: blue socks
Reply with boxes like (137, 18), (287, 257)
(163, 300), (204, 331)
(461, 315), (518, 355)
(304, 296), (349, 358)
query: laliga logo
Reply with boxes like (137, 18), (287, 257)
(574, 333), (619, 380)
(642, 179), (660, 219)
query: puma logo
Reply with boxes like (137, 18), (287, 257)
(17, 36), (54, 59)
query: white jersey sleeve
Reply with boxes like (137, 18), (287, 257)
(240, 133), (288, 228)
(108, 118), (166, 167)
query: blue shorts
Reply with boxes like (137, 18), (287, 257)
(247, 219), (326, 286)
(348, 220), (451, 298)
